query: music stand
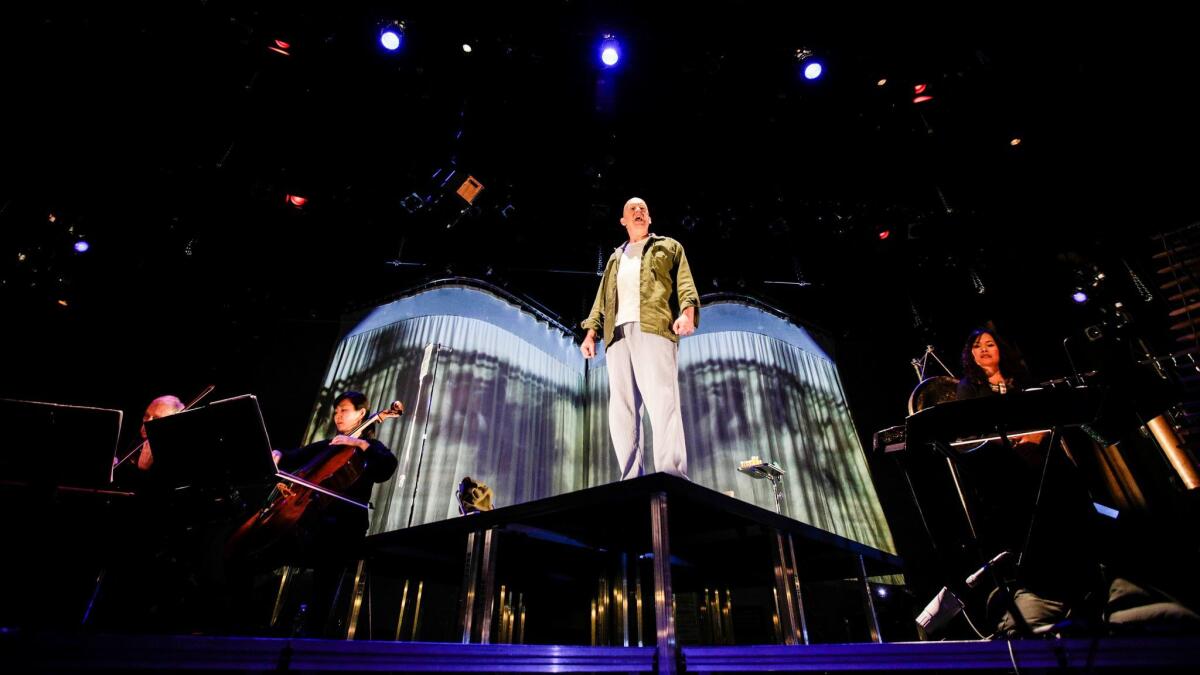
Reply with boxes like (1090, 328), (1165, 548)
(905, 386), (1105, 636)
(145, 394), (278, 492)
(0, 399), (126, 629)
(0, 398), (124, 493)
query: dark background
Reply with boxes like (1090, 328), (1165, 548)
(2, 3), (1195, 539)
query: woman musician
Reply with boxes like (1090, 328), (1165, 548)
(265, 390), (399, 636)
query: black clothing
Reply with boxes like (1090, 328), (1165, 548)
(276, 436), (398, 541)
(953, 373), (1102, 632)
(273, 435), (397, 637)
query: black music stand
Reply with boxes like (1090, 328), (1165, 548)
(0, 399), (125, 629)
(905, 386), (1105, 636)
(0, 398), (124, 492)
(145, 394), (278, 493)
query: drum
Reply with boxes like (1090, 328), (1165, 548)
(907, 375), (960, 416)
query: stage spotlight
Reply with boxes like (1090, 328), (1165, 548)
(794, 48), (822, 81)
(286, 194), (308, 208)
(1072, 289), (1089, 304)
(916, 586), (964, 636)
(599, 34), (620, 67)
(462, 43), (473, 53)
(380, 20), (406, 52)
(401, 192), (425, 214)
(73, 240), (90, 253)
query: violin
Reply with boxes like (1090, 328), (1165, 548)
(225, 400), (403, 564)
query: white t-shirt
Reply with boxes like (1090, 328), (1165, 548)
(615, 237), (650, 326)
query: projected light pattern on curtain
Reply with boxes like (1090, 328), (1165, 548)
(586, 301), (895, 554)
(305, 282), (893, 555)
(300, 283), (587, 534)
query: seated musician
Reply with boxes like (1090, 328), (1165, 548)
(113, 394), (186, 492)
(269, 391), (398, 636)
(100, 394), (187, 631)
(953, 327), (1103, 635)
(956, 329), (1031, 400)
(956, 328), (1049, 453)
(272, 391), (397, 534)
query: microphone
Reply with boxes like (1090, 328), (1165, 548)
(966, 550), (1011, 589)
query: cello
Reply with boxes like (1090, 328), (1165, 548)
(225, 400), (404, 564)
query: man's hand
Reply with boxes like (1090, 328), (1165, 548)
(271, 449), (282, 466)
(672, 311), (695, 336)
(580, 330), (597, 358)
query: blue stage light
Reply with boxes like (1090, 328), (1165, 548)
(380, 20), (406, 52)
(600, 35), (620, 67)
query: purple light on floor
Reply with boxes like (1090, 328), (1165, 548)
(74, 240), (90, 253)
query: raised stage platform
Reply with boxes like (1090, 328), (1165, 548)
(361, 473), (903, 664)
(5, 474), (1198, 673)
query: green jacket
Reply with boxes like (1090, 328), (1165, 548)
(582, 235), (700, 345)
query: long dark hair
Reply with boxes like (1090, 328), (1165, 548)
(960, 328), (1031, 387)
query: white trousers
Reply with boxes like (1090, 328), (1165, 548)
(606, 322), (688, 480)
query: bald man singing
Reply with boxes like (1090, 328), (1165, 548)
(581, 197), (699, 480)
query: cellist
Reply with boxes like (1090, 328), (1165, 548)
(270, 390), (398, 636)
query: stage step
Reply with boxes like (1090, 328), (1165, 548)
(683, 637), (1200, 672)
(6, 633), (658, 673)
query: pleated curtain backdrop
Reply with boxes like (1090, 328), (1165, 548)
(302, 281), (894, 554)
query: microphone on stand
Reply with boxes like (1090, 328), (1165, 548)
(966, 550), (1011, 589)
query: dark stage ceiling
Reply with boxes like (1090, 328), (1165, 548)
(3, 3), (1196, 445)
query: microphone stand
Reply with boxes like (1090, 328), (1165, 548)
(911, 345), (957, 382)
(406, 344), (449, 529)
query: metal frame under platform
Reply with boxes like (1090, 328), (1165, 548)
(365, 473), (904, 671)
